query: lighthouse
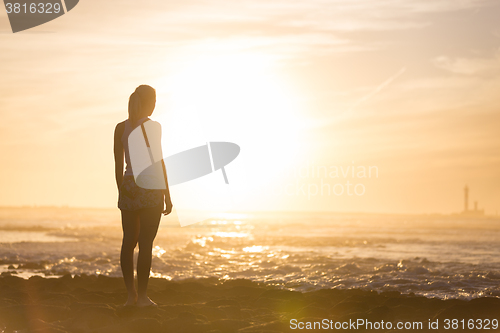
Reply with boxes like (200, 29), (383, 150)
(461, 185), (484, 216)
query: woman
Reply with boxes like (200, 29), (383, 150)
(113, 85), (173, 307)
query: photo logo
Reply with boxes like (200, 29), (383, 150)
(4, 0), (79, 33)
(160, 142), (240, 186)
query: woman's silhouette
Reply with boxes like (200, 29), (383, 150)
(114, 85), (173, 307)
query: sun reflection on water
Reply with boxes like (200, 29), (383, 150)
(214, 231), (249, 238)
(150, 270), (173, 280)
(243, 245), (266, 253)
(152, 245), (166, 258)
(192, 236), (214, 247)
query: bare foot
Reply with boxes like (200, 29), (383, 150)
(136, 295), (157, 307)
(124, 292), (138, 306)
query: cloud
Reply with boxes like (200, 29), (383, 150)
(258, 0), (495, 32)
(432, 54), (500, 75)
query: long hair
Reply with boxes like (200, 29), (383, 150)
(128, 85), (156, 123)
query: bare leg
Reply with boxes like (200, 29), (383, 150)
(136, 206), (162, 307)
(120, 210), (140, 306)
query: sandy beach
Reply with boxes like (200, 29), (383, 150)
(1, 274), (499, 333)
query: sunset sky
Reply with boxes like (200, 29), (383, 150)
(1, 0), (499, 214)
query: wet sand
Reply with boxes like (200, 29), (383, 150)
(0, 274), (499, 332)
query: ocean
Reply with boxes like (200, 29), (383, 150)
(1, 207), (499, 300)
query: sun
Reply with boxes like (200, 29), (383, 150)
(152, 52), (305, 211)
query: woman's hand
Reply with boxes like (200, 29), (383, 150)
(163, 197), (173, 215)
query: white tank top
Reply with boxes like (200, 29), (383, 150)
(121, 117), (149, 176)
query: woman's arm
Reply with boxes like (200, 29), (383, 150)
(157, 122), (173, 214)
(114, 122), (125, 190)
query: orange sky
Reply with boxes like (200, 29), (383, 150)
(1, 0), (499, 214)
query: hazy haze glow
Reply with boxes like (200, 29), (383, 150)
(1, 0), (499, 214)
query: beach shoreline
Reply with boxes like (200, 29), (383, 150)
(0, 274), (499, 333)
